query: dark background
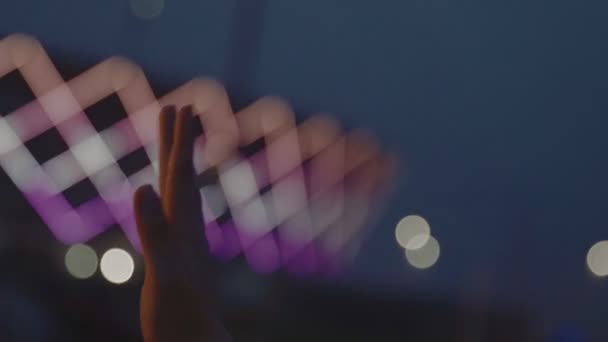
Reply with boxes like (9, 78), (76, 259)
(0, 0), (607, 341)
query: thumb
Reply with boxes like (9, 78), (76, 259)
(134, 184), (167, 261)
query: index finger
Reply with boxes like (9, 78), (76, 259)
(159, 105), (176, 196)
(165, 106), (203, 229)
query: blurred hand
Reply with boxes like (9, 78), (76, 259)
(133, 106), (232, 342)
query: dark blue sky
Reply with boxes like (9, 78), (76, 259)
(1, 0), (607, 336)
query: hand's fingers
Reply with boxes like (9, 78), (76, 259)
(166, 106), (202, 227)
(159, 105), (176, 197)
(134, 185), (168, 261)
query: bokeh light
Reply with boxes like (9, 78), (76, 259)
(100, 248), (135, 284)
(587, 241), (608, 277)
(130, 0), (165, 20)
(405, 235), (440, 269)
(64, 244), (98, 279)
(395, 215), (431, 250)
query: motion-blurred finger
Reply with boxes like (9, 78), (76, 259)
(166, 106), (202, 227)
(159, 105), (176, 196)
(134, 185), (168, 262)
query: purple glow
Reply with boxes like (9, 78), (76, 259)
(245, 233), (280, 274)
(212, 220), (242, 260)
(25, 188), (112, 243)
(285, 244), (318, 276)
(0, 35), (390, 275)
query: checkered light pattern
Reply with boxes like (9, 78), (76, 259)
(0, 34), (392, 274)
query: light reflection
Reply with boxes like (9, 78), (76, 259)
(405, 235), (440, 269)
(395, 215), (431, 250)
(587, 241), (608, 277)
(100, 248), (135, 284)
(65, 244), (98, 279)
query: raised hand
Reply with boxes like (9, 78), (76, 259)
(133, 106), (232, 342)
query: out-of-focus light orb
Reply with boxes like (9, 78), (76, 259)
(405, 235), (440, 269)
(395, 215), (431, 250)
(100, 248), (135, 284)
(130, 0), (165, 20)
(587, 241), (608, 277)
(65, 244), (98, 279)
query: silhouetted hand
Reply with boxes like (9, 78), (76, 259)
(133, 106), (232, 342)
